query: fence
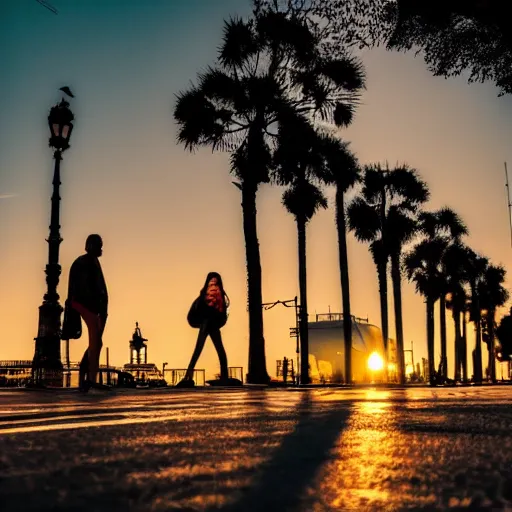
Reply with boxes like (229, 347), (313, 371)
(164, 369), (206, 386)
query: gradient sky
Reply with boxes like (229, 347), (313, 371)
(1, 0), (512, 380)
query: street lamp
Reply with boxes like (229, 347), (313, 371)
(31, 97), (75, 387)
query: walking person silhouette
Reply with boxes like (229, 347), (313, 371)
(66, 234), (109, 393)
(177, 272), (233, 388)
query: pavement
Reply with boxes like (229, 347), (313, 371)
(1, 386), (512, 511)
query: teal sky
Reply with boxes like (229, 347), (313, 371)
(1, 0), (512, 380)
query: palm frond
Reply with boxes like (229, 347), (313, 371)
(333, 102), (355, 127)
(199, 68), (247, 112)
(318, 55), (367, 91)
(174, 88), (224, 150)
(388, 165), (430, 204)
(347, 197), (381, 241)
(219, 17), (259, 68)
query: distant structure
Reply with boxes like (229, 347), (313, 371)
(307, 313), (398, 384)
(129, 322), (148, 365)
(124, 322), (165, 385)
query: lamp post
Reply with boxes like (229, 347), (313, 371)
(31, 98), (74, 387)
(262, 297), (302, 385)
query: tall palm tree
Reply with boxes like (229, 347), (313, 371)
(348, 164), (429, 384)
(318, 138), (360, 384)
(173, 9), (365, 383)
(479, 264), (509, 382)
(418, 209), (468, 380)
(404, 237), (446, 384)
(444, 242), (472, 382)
(282, 178), (328, 384)
(466, 250), (489, 383)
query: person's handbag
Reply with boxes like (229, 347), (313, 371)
(61, 300), (82, 340)
(187, 297), (204, 328)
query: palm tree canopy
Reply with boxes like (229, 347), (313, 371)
(348, 163), (430, 257)
(347, 197), (381, 242)
(316, 136), (360, 192)
(478, 264), (509, 313)
(404, 237), (447, 299)
(174, 9), (366, 185)
(443, 242), (472, 312)
(418, 207), (468, 240)
(282, 180), (328, 223)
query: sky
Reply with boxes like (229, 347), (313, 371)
(1, 0), (512, 380)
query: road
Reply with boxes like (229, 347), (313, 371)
(1, 386), (512, 511)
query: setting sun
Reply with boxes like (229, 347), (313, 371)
(368, 352), (384, 371)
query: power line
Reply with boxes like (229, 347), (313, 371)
(35, 0), (58, 15)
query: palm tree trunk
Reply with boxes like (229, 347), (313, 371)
(474, 317), (483, 384)
(335, 186), (352, 385)
(439, 293), (448, 380)
(487, 309), (496, 383)
(426, 298), (435, 385)
(462, 309), (468, 382)
(297, 217), (310, 385)
(390, 251), (406, 384)
(242, 182), (269, 384)
(453, 308), (462, 382)
(376, 259), (389, 380)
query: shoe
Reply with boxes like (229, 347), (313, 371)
(207, 378), (243, 387)
(79, 380), (91, 393)
(222, 377), (243, 387)
(175, 378), (195, 388)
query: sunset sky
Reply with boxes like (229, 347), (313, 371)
(1, 0), (512, 380)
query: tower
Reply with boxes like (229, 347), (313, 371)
(129, 322), (148, 365)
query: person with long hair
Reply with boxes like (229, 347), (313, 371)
(177, 272), (230, 388)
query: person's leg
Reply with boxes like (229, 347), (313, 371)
(184, 321), (209, 381)
(72, 302), (102, 385)
(210, 328), (228, 381)
(79, 349), (89, 388)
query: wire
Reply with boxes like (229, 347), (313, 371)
(36, 0), (58, 15)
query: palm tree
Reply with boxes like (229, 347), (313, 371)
(466, 250), (489, 383)
(444, 242), (472, 382)
(282, 179), (328, 384)
(348, 164), (429, 384)
(173, 9), (365, 383)
(418, 209), (468, 380)
(318, 138), (360, 384)
(404, 237), (446, 384)
(479, 264), (509, 382)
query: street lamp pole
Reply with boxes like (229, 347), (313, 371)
(262, 297), (302, 385)
(32, 97), (74, 387)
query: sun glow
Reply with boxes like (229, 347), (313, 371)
(368, 352), (384, 371)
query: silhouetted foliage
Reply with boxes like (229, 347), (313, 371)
(348, 163), (429, 384)
(479, 264), (509, 381)
(174, 3), (365, 384)
(285, 0), (512, 95)
(405, 209), (467, 384)
(496, 308), (512, 361)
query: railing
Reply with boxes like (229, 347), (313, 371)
(228, 367), (244, 383)
(0, 360), (32, 368)
(163, 369), (206, 387)
(314, 313), (369, 324)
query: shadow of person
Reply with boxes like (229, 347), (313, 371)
(209, 391), (352, 511)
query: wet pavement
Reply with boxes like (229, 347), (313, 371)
(1, 386), (512, 511)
